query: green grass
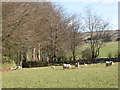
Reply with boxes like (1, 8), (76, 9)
(99, 42), (118, 58)
(77, 41), (118, 58)
(2, 62), (118, 88)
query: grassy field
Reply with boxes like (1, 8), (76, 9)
(99, 42), (118, 58)
(77, 41), (118, 58)
(2, 62), (118, 88)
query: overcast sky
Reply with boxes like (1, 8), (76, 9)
(56, 1), (118, 30)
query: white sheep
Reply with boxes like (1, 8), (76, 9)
(51, 65), (55, 69)
(105, 61), (113, 66)
(10, 67), (17, 70)
(84, 63), (87, 66)
(75, 62), (80, 68)
(17, 66), (22, 69)
(10, 67), (15, 70)
(10, 66), (22, 70)
(63, 64), (71, 70)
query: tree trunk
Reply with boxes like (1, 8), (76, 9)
(32, 48), (36, 60)
(72, 51), (76, 61)
(26, 52), (29, 61)
(38, 49), (41, 61)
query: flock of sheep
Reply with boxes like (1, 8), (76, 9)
(51, 62), (87, 69)
(9, 66), (22, 70)
(9, 61), (114, 70)
(51, 61), (115, 69)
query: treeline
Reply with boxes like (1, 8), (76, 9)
(2, 2), (83, 66)
(2, 2), (113, 67)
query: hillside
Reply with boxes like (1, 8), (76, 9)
(82, 30), (118, 41)
(77, 41), (118, 58)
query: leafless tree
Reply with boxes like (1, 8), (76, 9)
(67, 15), (83, 61)
(84, 9), (110, 60)
(2, 2), (84, 65)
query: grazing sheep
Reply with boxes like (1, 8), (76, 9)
(84, 63), (87, 66)
(10, 66), (22, 70)
(51, 65), (55, 69)
(17, 66), (22, 69)
(106, 61), (113, 66)
(63, 64), (71, 70)
(10, 67), (17, 70)
(75, 62), (80, 68)
(10, 67), (15, 70)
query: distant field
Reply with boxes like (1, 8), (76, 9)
(99, 42), (118, 58)
(77, 41), (118, 58)
(2, 63), (118, 88)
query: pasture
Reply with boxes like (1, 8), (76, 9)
(99, 42), (118, 58)
(2, 62), (118, 88)
(77, 41), (118, 58)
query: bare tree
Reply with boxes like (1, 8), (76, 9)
(67, 15), (83, 61)
(2, 2), (85, 65)
(84, 9), (110, 60)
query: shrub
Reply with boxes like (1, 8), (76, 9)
(57, 55), (67, 62)
(2, 61), (16, 69)
(1, 56), (17, 69)
(116, 38), (120, 41)
(2, 56), (13, 64)
(22, 60), (28, 68)
(68, 56), (73, 61)
(22, 61), (49, 68)
(81, 48), (92, 60)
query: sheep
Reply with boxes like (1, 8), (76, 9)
(17, 66), (22, 69)
(10, 67), (17, 70)
(9, 67), (15, 70)
(51, 65), (55, 69)
(10, 66), (22, 70)
(63, 64), (71, 70)
(75, 62), (80, 68)
(105, 61), (113, 66)
(84, 63), (87, 66)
